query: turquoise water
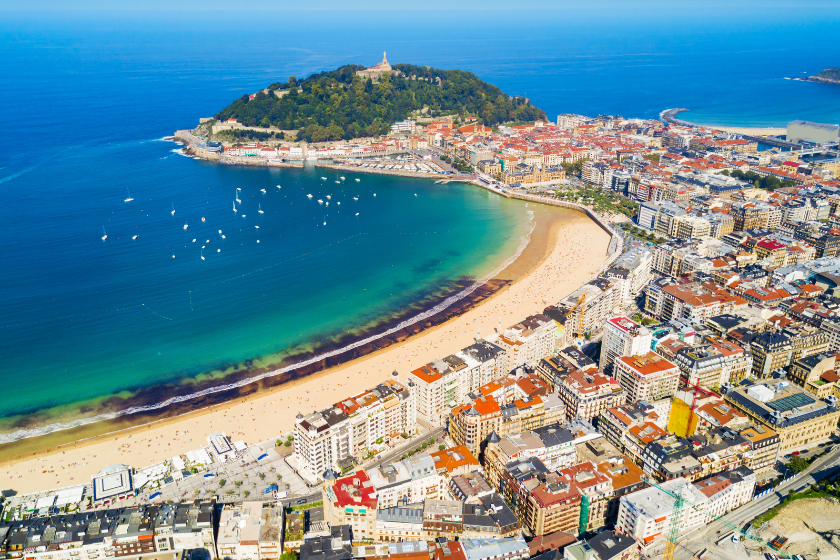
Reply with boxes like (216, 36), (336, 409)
(1, 6), (839, 442)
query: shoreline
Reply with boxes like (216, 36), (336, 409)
(0, 196), (611, 494)
(659, 108), (786, 136)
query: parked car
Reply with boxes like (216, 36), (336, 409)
(765, 553), (778, 560)
(297, 499), (306, 504)
(792, 450), (800, 455)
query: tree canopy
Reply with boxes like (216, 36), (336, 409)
(214, 64), (546, 142)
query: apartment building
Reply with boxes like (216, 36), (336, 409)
(693, 467), (756, 522)
(644, 280), (748, 322)
(558, 370), (627, 422)
(563, 531), (638, 560)
(788, 353), (840, 399)
(495, 314), (557, 367)
(216, 502), (283, 560)
(600, 317), (653, 376)
(523, 471), (583, 536)
(483, 424), (577, 488)
(614, 353), (680, 403)
(604, 247), (654, 305)
(615, 478), (708, 552)
(323, 471), (379, 542)
(365, 454), (445, 508)
(408, 341), (507, 427)
(294, 380), (416, 481)
(559, 279), (618, 338)
(748, 327), (829, 379)
(738, 424), (781, 474)
(0, 501), (217, 560)
(671, 337), (752, 388)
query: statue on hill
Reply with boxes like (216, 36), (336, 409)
(356, 51), (401, 80)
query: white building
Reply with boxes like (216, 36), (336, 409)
(216, 502), (283, 560)
(614, 353), (680, 403)
(693, 467), (755, 522)
(605, 246), (654, 305)
(616, 478), (708, 551)
(365, 454), (446, 508)
(600, 317), (653, 376)
(294, 380), (416, 481)
(494, 314), (557, 368)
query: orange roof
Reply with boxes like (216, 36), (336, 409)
(429, 445), (479, 473)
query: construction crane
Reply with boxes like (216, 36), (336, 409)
(643, 477), (789, 560)
(565, 294), (586, 337)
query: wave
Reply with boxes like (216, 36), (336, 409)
(0, 165), (37, 185)
(0, 213), (536, 444)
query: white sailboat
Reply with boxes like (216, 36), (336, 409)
(307, 194), (313, 198)
(258, 203), (264, 214)
(171, 203), (176, 216)
(355, 178), (360, 182)
(320, 177), (327, 180)
(355, 213), (359, 216)
(325, 201), (329, 207)
(184, 222), (188, 230)
(101, 226), (107, 241)
(326, 195), (331, 199)
(353, 197), (358, 200)
(201, 217), (205, 223)
(132, 235), (137, 240)
(323, 216), (326, 226)
(260, 188), (266, 193)
(241, 214), (246, 218)
(219, 230), (223, 234)
(235, 190), (241, 204)
(201, 248), (205, 260)
(318, 199), (323, 204)
(233, 201), (237, 213)
(124, 188), (133, 202)
(277, 185), (282, 189)
(340, 176), (345, 180)
(373, 193), (377, 196)
(255, 225), (259, 229)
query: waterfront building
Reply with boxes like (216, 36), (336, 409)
(294, 380), (416, 482)
(323, 471), (379, 542)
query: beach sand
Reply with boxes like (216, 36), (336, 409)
(0, 205), (610, 495)
(710, 126), (786, 136)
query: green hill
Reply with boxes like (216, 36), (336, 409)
(808, 67), (840, 84)
(213, 64), (547, 142)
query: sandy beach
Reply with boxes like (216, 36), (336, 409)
(710, 126), (786, 136)
(0, 205), (610, 495)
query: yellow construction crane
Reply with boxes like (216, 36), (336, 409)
(566, 294), (586, 337)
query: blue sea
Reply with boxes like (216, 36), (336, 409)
(1, 6), (839, 445)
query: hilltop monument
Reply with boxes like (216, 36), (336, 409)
(356, 52), (401, 79)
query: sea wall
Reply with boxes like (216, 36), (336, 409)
(473, 182), (625, 278)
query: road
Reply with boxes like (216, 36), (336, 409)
(658, 445), (840, 560)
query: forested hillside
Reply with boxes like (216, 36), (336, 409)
(214, 64), (547, 142)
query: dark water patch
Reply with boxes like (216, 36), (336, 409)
(0, 275), (508, 455)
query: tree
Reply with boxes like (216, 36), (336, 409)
(787, 455), (809, 474)
(284, 440), (291, 447)
(438, 444), (446, 451)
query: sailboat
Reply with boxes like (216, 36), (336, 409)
(325, 201), (329, 207)
(132, 235), (138, 240)
(233, 201), (237, 213)
(235, 190), (241, 204)
(373, 193), (377, 197)
(184, 222), (188, 230)
(307, 194), (313, 198)
(101, 226), (107, 241)
(340, 176), (345, 181)
(255, 225), (259, 229)
(326, 195), (331, 199)
(171, 203), (176, 216)
(201, 248), (205, 260)
(276, 185), (282, 189)
(317, 199), (323, 204)
(219, 230), (223, 234)
(355, 178), (360, 182)
(124, 188), (134, 202)
(355, 213), (359, 216)
(258, 204), (264, 214)
(323, 216), (326, 226)
(201, 217), (206, 223)
(260, 188), (266, 193)
(320, 177), (327, 180)
(353, 197), (358, 200)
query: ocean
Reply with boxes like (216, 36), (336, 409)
(1, 7), (839, 444)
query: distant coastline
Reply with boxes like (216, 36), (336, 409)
(805, 67), (840, 86)
(659, 107), (786, 137)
